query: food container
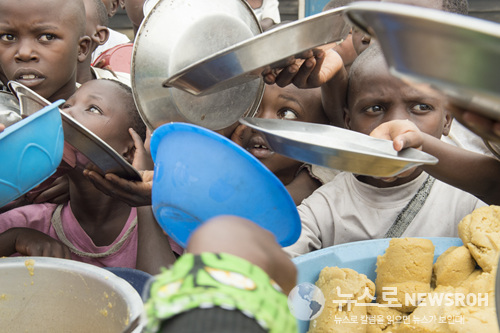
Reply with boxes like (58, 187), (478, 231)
(0, 257), (144, 332)
(0, 100), (64, 207)
(292, 237), (463, 333)
(131, 0), (264, 131)
(92, 43), (134, 74)
(0, 90), (21, 127)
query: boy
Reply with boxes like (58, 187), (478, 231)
(0, 79), (177, 274)
(284, 45), (487, 257)
(0, 0), (91, 102)
(231, 84), (336, 205)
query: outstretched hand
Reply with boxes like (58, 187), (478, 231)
(262, 45), (344, 89)
(84, 128), (154, 206)
(369, 119), (425, 182)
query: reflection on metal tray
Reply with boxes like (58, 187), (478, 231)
(8, 82), (141, 181)
(164, 7), (350, 96)
(132, 0), (264, 131)
(343, 1), (500, 121)
(239, 118), (438, 178)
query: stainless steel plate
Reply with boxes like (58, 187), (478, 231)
(240, 118), (438, 177)
(165, 7), (350, 96)
(8, 82), (141, 181)
(0, 90), (21, 127)
(132, 0), (264, 131)
(344, 1), (500, 121)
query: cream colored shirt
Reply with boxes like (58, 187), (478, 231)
(284, 172), (486, 258)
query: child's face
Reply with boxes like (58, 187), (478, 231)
(0, 0), (89, 102)
(61, 80), (133, 157)
(236, 84), (327, 180)
(346, 56), (452, 139)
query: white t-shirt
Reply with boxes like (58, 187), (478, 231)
(284, 171), (486, 258)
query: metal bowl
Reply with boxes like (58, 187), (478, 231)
(343, 1), (500, 121)
(0, 90), (21, 127)
(132, 0), (264, 131)
(0, 257), (143, 332)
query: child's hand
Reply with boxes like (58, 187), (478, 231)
(25, 175), (70, 204)
(9, 228), (72, 258)
(129, 127), (154, 171)
(262, 46), (344, 89)
(369, 120), (424, 182)
(369, 119), (424, 152)
(0, 123), (4, 132)
(449, 104), (500, 143)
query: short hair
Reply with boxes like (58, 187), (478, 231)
(102, 79), (147, 141)
(93, 0), (109, 26)
(442, 0), (468, 15)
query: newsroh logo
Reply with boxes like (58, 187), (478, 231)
(287, 282), (325, 321)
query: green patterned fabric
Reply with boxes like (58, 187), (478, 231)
(144, 253), (297, 333)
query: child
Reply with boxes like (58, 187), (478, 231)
(0, 79), (176, 274)
(231, 84), (338, 205)
(79, 0), (131, 85)
(0, 0), (91, 102)
(144, 214), (297, 333)
(284, 45), (487, 258)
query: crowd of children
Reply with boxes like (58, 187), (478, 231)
(1, 0), (500, 331)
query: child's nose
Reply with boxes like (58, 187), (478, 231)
(14, 40), (38, 62)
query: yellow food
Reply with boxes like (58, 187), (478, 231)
(433, 246), (476, 287)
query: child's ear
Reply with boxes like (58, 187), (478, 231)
(95, 26), (110, 47)
(77, 36), (92, 63)
(343, 107), (352, 130)
(442, 109), (453, 136)
(108, 0), (120, 17)
(121, 141), (136, 165)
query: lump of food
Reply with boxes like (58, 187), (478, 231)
(308, 267), (375, 333)
(433, 246), (476, 288)
(365, 304), (403, 333)
(375, 238), (434, 312)
(458, 205), (500, 273)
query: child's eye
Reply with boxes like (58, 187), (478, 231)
(364, 105), (384, 113)
(411, 104), (433, 113)
(39, 34), (56, 42)
(0, 34), (16, 42)
(61, 103), (71, 109)
(278, 108), (298, 120)
(87, 105), (102, 115)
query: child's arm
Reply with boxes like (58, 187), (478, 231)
(135, 206), (176, 275)
(0, 228), (72, 258)
(371, 120), (500, 205)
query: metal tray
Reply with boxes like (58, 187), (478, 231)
(343, 1), (500, 121)
(164, 7), (351, 96)
(132, 0), (264, 131)
(239, 118), (438, 177)
(8, 82), (141, 181)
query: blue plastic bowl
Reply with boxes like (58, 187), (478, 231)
(150, 122), (301, 248)
(292, 237), (464, 332)
(0, 100), (65, 207)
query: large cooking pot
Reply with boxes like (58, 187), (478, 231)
(132, 0), (264, 131)
(0, 257), (144, 332)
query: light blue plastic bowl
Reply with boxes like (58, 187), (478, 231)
(150, 122), (301, 248)
(0, 100), (65, 207)
(292, 237), (464, 332)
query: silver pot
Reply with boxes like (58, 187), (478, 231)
(132, 0), (264, 131)
(0, 257), (144, 332)
(0, 90), (21, 127)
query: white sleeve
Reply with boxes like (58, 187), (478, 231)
(260, 0), (281, 23)
(283, 191), (333, 258)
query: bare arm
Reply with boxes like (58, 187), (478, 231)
(135, 206), (176, 275)
(0, 228), (72, 258)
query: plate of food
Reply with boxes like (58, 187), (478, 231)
(8, 82), (141, 181)
(164, 7), (350, 96)
(343, 1), (500, 121)
(239, 117), (438, 177)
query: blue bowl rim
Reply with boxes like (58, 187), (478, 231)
(149, 122), (301, 247)
(0, 99), (64, 139)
